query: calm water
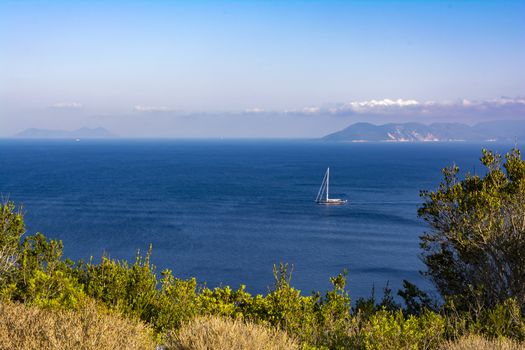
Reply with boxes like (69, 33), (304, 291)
(0, 140), (510, 298)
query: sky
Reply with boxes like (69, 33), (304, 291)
(1, 0), (524, 137)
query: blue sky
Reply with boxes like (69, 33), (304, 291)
(1, 1), (524, 137)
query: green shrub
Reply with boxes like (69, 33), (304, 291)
(361, 309), (444, 350)
(153, 269), (198, 331)
(481, 299), (525, 340)
(197, 284), (251, 317)
(419, 148), (525, 312)
(27, 269), (85, 309)
(0, 201), (24, 287)
(5, 231), (84, 309)
(76, 247), (161, 327)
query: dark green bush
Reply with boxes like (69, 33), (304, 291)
(419, 149), (525, 312)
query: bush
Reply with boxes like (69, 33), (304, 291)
(0, 201), (24, 288)
(419, 149), (525, 311)
(4, 231), (86, 309)
(164, 315), (298, 350)
(77, 249), (159, 322)
(481, 298), (525, 340)
(153, 269), (199, 331)
(441, 334), (523, 350)
(360, 309), (445, 350)
(0, 300), (156, 350)
(444, 298), (525, 341)
(26, 269), (86, 309)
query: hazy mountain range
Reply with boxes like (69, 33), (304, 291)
(14, 127), (117, 139)
(323, 120), (525, 142)
(11, 121), (525, 141)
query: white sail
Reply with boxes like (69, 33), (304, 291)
(315, 168), (328, 203)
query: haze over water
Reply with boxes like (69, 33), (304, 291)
(0, 139), (513, 298)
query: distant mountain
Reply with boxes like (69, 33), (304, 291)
(14, 127), (117, 139)
(323, 120), (525, 142)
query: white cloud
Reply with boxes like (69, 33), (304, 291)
(50, 102), (83, 109)
(489, 96), (525, 105)
(350, 98), (419, 108)
(461, 99), (473, 106)
(133, 105), (172, 112)
(301, 106), (321, 114)
(285, 106), (321, 115)
(244, 107), (265, 113)
(323, 97), (525, 118)
(333, 98), (420, 114)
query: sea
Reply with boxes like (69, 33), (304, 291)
(0, 139), (513, 299)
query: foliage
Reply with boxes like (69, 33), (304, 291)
(398, 280), (435, 316)
(26, 269), (85, 309)
(1, 225), (86, 309)
(441, 334), (524, 350)
(360, 309), (445, 350)
(0, 300), (156, 350)
(76, 249), (159, 321)
(0, 201), (24, 287)
(164, 315), (298, 350)
(481, 298), (525, 340)
(419, 148), (525, 312)
(3, 146), (525, 350)
(443, 298), (525, 341)
(155, 269), (199, 330)
(251, 264), (318, 343)
(379, 282), (401, 312)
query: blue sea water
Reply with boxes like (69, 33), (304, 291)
(0, 139), (512, 299)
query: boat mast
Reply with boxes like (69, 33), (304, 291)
(326, 167), (330, 201)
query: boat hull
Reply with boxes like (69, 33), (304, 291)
(316, 199), (347, 205)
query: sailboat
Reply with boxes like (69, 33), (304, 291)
(315, 167), (347, 205)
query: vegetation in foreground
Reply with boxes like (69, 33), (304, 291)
(1, 148), (525, 349)
(0, 300), (155, 350)
(441, 334), (523, 350)
(164, 315), (299, 350)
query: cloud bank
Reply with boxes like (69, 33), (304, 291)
(244, 107), (266, 114)
(50, 102), (83, 109)
(291, 97), (525, 120)
(133, 105), (173, 113)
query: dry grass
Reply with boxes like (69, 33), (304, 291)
(164, 315), (299, 350)
(442, 334), (524, 350)
(0, 300), (156, 350)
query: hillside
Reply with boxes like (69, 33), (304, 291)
(14, 127), (117, 139)
(323, 120), (525, 142)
